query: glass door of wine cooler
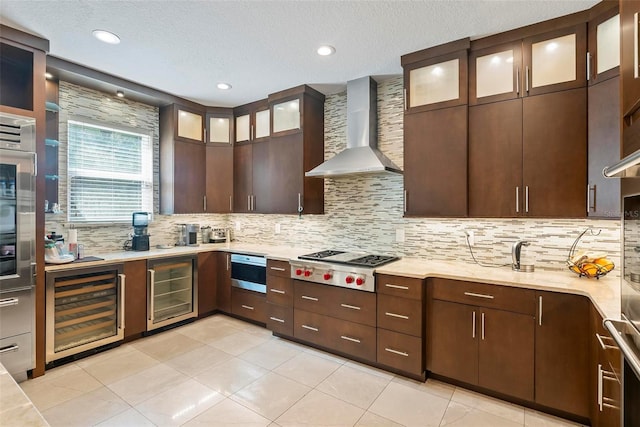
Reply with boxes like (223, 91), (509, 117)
(147, 256), (197, 330)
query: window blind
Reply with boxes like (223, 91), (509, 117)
(67, 120), (153, 223)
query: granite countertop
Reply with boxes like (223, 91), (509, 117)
(0, 364), (48, 426)
(44, 242), (621, 321)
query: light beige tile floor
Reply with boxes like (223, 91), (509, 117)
(21, 314), (587, 427)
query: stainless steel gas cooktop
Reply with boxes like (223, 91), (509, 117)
(291, 250), (399, 292)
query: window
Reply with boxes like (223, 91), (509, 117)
(67, 119), (153, 223)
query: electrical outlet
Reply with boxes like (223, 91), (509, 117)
(275, 223), (281, 234)
(235, 221), (241, 231)
(465, 230), (475, 246)
(395, 228), (405, 243)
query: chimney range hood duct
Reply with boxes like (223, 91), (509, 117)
(305, 76), (402, 178)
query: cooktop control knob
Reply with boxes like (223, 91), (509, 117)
(345, 275), (355, 284)
(295, 268), (303, 276)
(304, 269), (313, 277)
(356, 276), (365, 286)
(323, 272), (333, 280)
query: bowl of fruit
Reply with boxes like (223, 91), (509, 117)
(566, 228), (614, 279)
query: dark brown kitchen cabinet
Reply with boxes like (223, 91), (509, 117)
(535, 291), (590, 419)
(621, 1), (640, 157)
(123, 260), (147, 340)
(402, 40), (469, 217)
(231, 287), (266, 324)
(198, 252), (217, 317)
(216, 252), (231, 313)
(234, 99), (269, 143)
(44, 79), (60, 211)
(233, 143), (253, 213)
(428, 279), (535, 401)
(589, 304), (621, 427)
(266, 259), (294, 336)
(205, 110), (234, 213)
(587, 2), (619, 85)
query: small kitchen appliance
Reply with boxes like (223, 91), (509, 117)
(177, 223), (199, 246)
(290, 250), (398, 292)
(131, 212), (150, 251)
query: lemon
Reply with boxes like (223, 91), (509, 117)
(594, 258), (614, 273)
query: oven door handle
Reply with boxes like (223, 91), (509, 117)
(604, 318), (640, 381)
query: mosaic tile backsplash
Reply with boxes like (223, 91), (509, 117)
(47, 78), (621, 272)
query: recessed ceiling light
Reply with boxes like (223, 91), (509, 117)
(217, 82), (232, 90)
(116, 90), (125, 98)
(92, 29), (121, 45)
(317, 45), (335, 56)
(45, 72), (53, 79)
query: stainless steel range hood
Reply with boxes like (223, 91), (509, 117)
(305, 76), (402, 178)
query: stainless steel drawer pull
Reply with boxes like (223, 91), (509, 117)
(340, 335), (361, 343)
(385, 348), (409, 357)
(301, 295), (318, 301)
(595, 333), (617, 350)
(269, 316), (285, 323)
(241, 305), (255, 310)
(0, 344), (19, 354)
(270, 267), (286, 271)
(385, 312), (409, 320)
(270, 289), (285, 294)
(302, 324), (318, 332)
(464, 292), (494, 299)
(385, 284), (409, 290)
(0, 298), (19, 308)
(340, 303), (361, 310)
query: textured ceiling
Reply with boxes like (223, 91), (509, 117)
(0, 0), (598, 107)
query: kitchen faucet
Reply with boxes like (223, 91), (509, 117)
(512, 240), (531, 271)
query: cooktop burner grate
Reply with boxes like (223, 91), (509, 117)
(299, 250), (346, 260)
(347, 254), (398, 267)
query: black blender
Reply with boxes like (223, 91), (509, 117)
(131, 212), (150, 251)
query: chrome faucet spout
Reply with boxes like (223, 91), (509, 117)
(512, 240), (530, 271)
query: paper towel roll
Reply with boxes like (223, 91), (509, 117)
(68, 229), (78, 244)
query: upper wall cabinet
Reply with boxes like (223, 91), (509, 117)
(403, 39), (469, 114)
(621, 0), (640, 157)
(234, 99), (269, 143)
(470, 23), (586, 105)
(205, 109), (234, 213)
(272, 97), (300, 134)
(176, 108), (204, 143)
(588, 4), (620, 84)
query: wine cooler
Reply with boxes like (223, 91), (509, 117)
(147, 256), (197, 330)
(46, 264), (125, 363)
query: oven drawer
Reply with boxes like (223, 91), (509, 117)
(293, 308), (376, 362)
(431, 278), (535, 315)
(0, 332), (33, 379)
(0, 289), (33, 339)
(377, 328), (423, 375)
(267, 259), (290, 278)
(376, 274), (424, 300)
(294, 281), (376, 326)
(266, 303), (293, 336)
(377, 294), (423, 337)
(267, 275), (293, 307)
(231, 288), (266, 324)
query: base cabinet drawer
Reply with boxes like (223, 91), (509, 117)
(376, 274), (424, 300)
(377, 329), (423, 375)
(231, 288), (266, 324)
(0, 332), (33, 380)
(267, 259), (290, 278)
(266, 303), (293, 336)
(294, 281), (376, 326)
(0, 289), (33, 339)
(377, 294), (422, 336)
(267, 275), (293, 306)
(294, 308), (376, 362)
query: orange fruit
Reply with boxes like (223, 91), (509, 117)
(581, 262), (599, 277)
(593, 258), (614, 273)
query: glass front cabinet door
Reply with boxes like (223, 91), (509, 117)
(272, 98), (300, 134)
(176, 108), (204, 142)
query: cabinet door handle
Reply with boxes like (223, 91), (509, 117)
(250, 124), (254, 141)
(598, 363), (604, 411)
(516, 67), (520, 95)
(301, 295), (318, 301)
(148, 269), (155, 321)
(586, 52), (591, 81)
(302, 324), (318, 332)
(472, 311), (476, 338)
(385, 311), (409, 320)
(587, 185), (596, 213)
(464, 291), (494, 300)
(385, 347), (409, 357)
(0, 298), (19, 308)
(525, 66), (530, 93)
(252, 195), (255, 211)
(404, 190), (408, 213)
(229, 195), (233, 212)
(270, 288), (285, 294)
(481, 312), (485, 340)
(341, 303), (361, 310)
(525, 186), (529, 213)
(538, 296), (543, 326)
(241, 304), (254, 310)
(403, 88), (407, 111)
(269, 316), (285, 323)
(385, 283), (409, 290)
(118, 273), (126, 331)
(247, 195), (251, 211)
(297, 193), (303, 214)
(270, 266), (286, 272)
(515, 187), (519, 213)
(340, 335), (361, 344)
(226, 254), (230, 271)
(204, 196), (207, 212)
(0, 344), (19, 354)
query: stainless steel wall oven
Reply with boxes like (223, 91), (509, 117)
(231, 253), (266, 293)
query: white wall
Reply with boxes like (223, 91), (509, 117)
(47, 79), (621, 272)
